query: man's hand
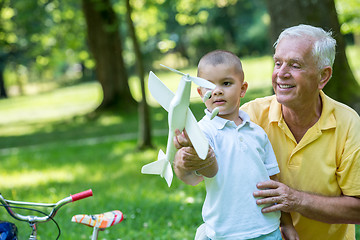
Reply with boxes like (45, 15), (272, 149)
(253, 180), (301, 213)
(254, 180), (360, 224)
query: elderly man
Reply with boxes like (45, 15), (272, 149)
(173, 24), (360, 240)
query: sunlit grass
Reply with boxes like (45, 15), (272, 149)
(0, 82), (101, 137)
(0, 168), (76, 188)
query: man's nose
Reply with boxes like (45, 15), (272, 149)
(277, 64), (291, 79)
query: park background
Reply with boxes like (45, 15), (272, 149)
(0, 0), (360, 239)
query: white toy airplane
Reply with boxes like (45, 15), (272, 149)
(141, 64), (216, 187)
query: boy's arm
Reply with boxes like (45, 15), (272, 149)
(173, 129), (218, 186)
(280, 212), (299, 240)
(269, 175), (299, 240)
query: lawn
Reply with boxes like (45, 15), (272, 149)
(1, 51), (359, 239)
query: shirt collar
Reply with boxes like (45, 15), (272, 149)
(268, 91), (336, 130)
(204, 109), (254, 130)
(268, 95), (282, 123)
(318, 91), (336, 130)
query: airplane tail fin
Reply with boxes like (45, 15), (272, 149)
(141, 150), (173, 187)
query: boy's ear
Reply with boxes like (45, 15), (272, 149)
(197, 87), (204, 97)
(240, 81), (248, 98)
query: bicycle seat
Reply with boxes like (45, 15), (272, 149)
(71, 210), (123, 230)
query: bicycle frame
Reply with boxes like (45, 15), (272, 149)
(0, 189), (93, 240)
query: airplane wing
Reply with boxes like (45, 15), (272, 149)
(148, 71), (174, 112)
(184, 109), (209, 160)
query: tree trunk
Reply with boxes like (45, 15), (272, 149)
(82, 0), (136, 112)
(0, 54), (8, 98)
(265, 0), (360, 110)
(0, 70), (7, 98)
(125, 0), (153, 149)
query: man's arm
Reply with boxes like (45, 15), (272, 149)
(254, 180), (360, 224)
(173, 129), (218, 186)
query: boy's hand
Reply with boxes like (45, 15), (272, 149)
(173, 129), (204, 171)
(173, 129), (192, 148)
(173, 129), (218, 185)
(281, 225), (299, 240)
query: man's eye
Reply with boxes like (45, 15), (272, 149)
(274, 62), (281, 67)
(292, 64), (301, 69)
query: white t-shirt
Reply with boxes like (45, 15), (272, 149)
(199, 110), (280, 240)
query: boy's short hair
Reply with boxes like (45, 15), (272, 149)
(197, 50), (243, 77)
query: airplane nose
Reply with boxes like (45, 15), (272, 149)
(203, 90), (212, 102)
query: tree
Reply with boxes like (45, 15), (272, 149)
(125, 0), (152, 149)
(82, 0), (136, 112)
(0, 1), (7, 98)
(265, 0), (360, 109)
(0, 0), (93, 98)
(336, 0), (360, 46)
(0, 53), (8, 98)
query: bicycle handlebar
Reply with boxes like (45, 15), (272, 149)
(71, 189), (93, 202)
(0, 189), (93, 224)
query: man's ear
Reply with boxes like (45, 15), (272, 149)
(240, 81), (248, 98)
(197, 87), (204, 98)
(318, 66), (332, 90)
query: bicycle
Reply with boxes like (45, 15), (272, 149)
(0, 189), (93, 240)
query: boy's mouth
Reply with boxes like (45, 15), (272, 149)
(213, 99), (226, 105)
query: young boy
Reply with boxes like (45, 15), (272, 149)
(173, 50), (298, 240)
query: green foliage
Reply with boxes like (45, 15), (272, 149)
(0, 0), (91, 87)
(336, 0), (360, 34)
(1, 0), (359, 96)
(158, 0), (271, 64)
(346, 45), (360, 83)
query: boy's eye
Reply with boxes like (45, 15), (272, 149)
(224, 82), (231, 86)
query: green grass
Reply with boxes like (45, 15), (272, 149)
(1, 50), (359, 239)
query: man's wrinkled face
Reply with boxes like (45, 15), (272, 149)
(272, 37), (322, 108)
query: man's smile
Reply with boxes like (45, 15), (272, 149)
(278, 84), (295, 89)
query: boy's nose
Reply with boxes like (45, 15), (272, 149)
(212, 87), (223, 96)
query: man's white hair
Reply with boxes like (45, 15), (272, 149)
(274, 24), (336, 69)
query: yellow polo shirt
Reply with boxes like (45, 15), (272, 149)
(241, 91), (360, 240)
